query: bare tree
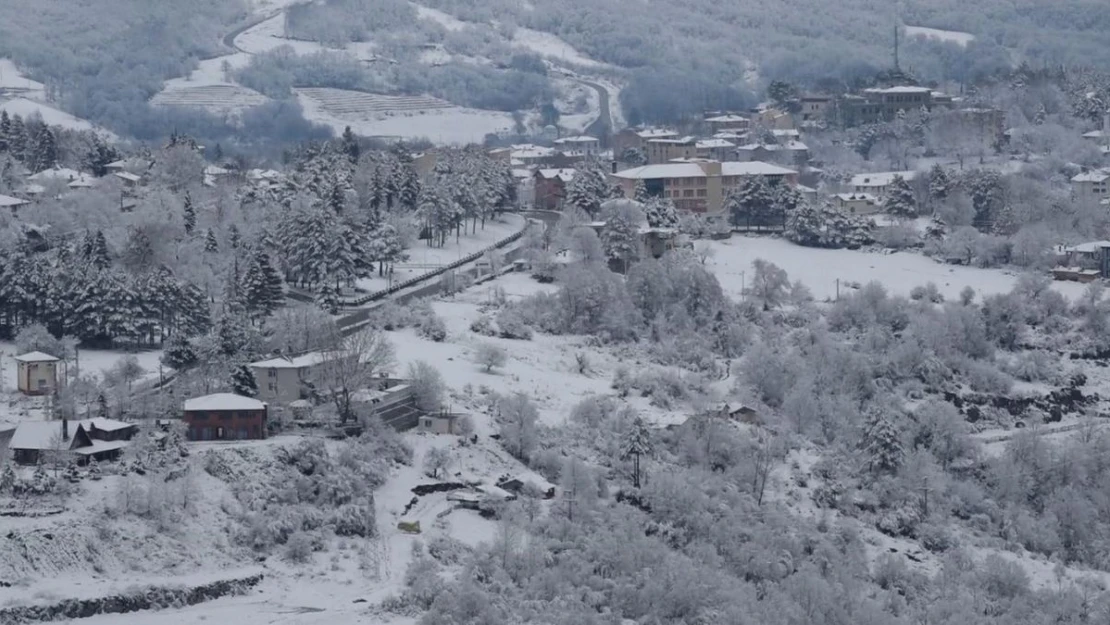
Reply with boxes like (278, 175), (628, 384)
(474, 342), (508, 373)
(312, 328), (396, 423)
(423, 446), (451, 478)
(752, 435), (782, 506)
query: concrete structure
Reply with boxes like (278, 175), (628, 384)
(1056, 241), (1110, 280)
(1071, 169), (1110, 204)
(645, 136), (697, 164)
(0, 194), (29, 211)
(849, 170), (918, 200)
(419, 413), (461, 435)
(182, 393), (268, 441)
(838, 86), (955, 126)
(704, 114), (750, 133)
(250, 351), (344, 404)
(612, 127), (679, 155)
(6, 418), (135, 465)
(553, 135), (600, 158)
(799, 95), (834, 125)
(15, 351), (61, 396)
(833, 192), (881, 216)
(612, 160), (798, 214)
(695, 138), (736, 161)
(735, 140), (809, 166)
(533, 168), (575, 210)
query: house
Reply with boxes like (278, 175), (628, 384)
(750, 106), (795, 130)
(612, 159), (798, 214)
(28, 167), (85, 184)
(849, 170), (918, 200)
(0, 193), (29, 211)
(113, 171), (142, 187)
(553, 135), (600, 158)
(533, 168), (575, 210)
(182, 393), (268, 441)
(645, 136), (697, 164)
(418, 412), (462, 435)
(695, 138), (736, 161)
(711, 403), (761, 425)
(15, 351), (62, 396)
(833, 192), (881, 216)
(250, 351), (344, 404)
(507, 144), (557, 166)
(735, 141), (809, 166)
(1071, 169), (1110, 204)
(6, 417), (136, 465)
(704, 114), (750, 133)
(1055, 240), (1110, 280)
(798, 94), (834, 125)
(612, 127), (679, 155)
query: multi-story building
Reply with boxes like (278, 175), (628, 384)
(533, 168), (576, 210)
(849, 170), (919, 200)
(799, 95), (835, 125)
(704, 114), (750, 133)
(553, 135), (600, 158)
(612, 128), (680, 156)
(612, 159), (798, 215)
(837, 86), (955, 126)
(695, 138), (736, 161)
(183, 393), (268, 441)
(645, 136), (697, 164)
(1071, 169), (1110, 205)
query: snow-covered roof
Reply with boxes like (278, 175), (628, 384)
(536, 168), (575, 182)
(247, 168), (282, 181)
(511, 168), (532, 179)
(705, 114), (748, 123)
(835, 192), (878, 202)
(204, 165), (231, 176)
(9, 421), (79, 451)
(0, 193), (29, 208)
(796, 184), (818, 195)
(82, 418), (134, 432)
(114, 171), (141, 183)
(613, 161), (797, 180)
(105, 159), (128, 169)
(28, 167), (82, 182)
(73, 440), (129, 455)
(1064, 241), (1110, 254)
(19, 184), (45, 195)
(15, 351), (59, 362)
(696, 139), (735, 149)
(850, 171), (918, 187)
(634, 128), (678, 139)
(183, 393), (266, 412)
(864, 86), (932, 95)
(771, 129), (801, 138)
(554, 135), (598, 144)
(251, 352), (334, 369)
(737, 140), (809, 152)
(1072, 170), (1110, 183)
(67, 177), (95, 188)
(713, 132), (747, 140)
(647, 136), (696, 144)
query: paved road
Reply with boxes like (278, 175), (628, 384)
(580, 80), (613, 145)
(222, 11), (276, 54)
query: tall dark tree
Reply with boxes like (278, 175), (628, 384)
(205, 228), (219, 253)
(183, 193), (196, 235)
(231, 364), (258, 397)
(341, 126), (360, 163)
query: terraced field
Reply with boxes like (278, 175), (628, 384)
(150, 85), (269, 112)
(296, 88), (455, 119)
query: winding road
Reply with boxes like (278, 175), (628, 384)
(579, 79), (612, 143)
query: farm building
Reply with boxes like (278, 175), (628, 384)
(182, 393), (268, 441)
(15, 351), (62, 396)
(418, 412), (463, 435)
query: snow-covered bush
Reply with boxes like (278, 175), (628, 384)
(284, 532), (315, 564)
(495, 307), (532, 340)
(469, 315), (497, 336)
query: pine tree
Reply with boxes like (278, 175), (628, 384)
(28, 125), (57, 173)
(6, 114), (25, 162)
(229, 224), (241, 250)
(85, 136), (120, 177)
(231, 364), (258, 397)
(600, 201), (642, 272)
(882, 175), (917, 219)
(784, 202), (826, 247)
(643, 197), (678, 229)
(317, 280), (340, 315)
(183, 193), (196, 235)
(92, 230), (111, 270)
(205, 229), (219, 253)
(928, 164), (951, 201)
(727, 176), (775, 228)
(863, 412), (904, 475)
(341, 126), (360, 163)
(162, 334), (198, 370)
(621, 416), (653, 488)
(633, 179), (649, 203)
(0, 111), (9, 153)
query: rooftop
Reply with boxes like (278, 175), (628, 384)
(835, 192), (878, 202)
(613, 160), (797, 180)
(554, 135), (598, 144)
(705, 114), (748, 123)
(864, 86), (933, 95)
(114, 171), (142, 183)
(7, 418), (132, 451)
(1072, 170), (1110, 183)
(695, 139), (736, 149)
(28, 167), (83, 182)
(536, 168), (575, 182)
(647, 136), (696, 145)
(634, 128), (679, 139)
(0, 194), (29, 208)
(1064, 241), (1110, 254)
(251, 351), (334, 369)
(850, 170), (918, 187)
(183, 393), (266, 412)
(14, 351), (59, 362)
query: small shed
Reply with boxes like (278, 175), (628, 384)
(419, 413), (461, 435)
(15, 351), (61, 396)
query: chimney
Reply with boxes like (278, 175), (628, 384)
(62, 418), (69, 442)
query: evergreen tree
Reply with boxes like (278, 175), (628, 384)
(0, 111), (9, 153)
(633, 179), (650, 203)
(6, 114), (25, 162)
(91, 230), (111, 270)
(162, 334), (199, 370)
(27, 125), (57, 173)
(863, 411), (904, 475)
(242, 249), (284, 319)
(229, 224), (241, 250)
(85, 136), (120, 177)
(727, 176), (776, 228)
(231, 364), (258, 397)
(317, 281), (340, 315)
(341, 126), (360, 163)
(183, 193), (196, 235)
(643, 197), (678, 229)
(205, 229), (219, 253)
(928, 164), (951, 201)
(600, 201), (643, 272)
(621, 416), (653, 488)
(882, 175), (917, 219)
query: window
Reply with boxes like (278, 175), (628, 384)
(219, 412), (233, 421)
(267, 369), (276, 378)
(268, 382), (276, 391)
(683, 189), (694, 197)
(696, 189), (707, 197)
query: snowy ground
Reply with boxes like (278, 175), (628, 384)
(0, 59), (45, 98)
(357, 215), (526, 293)
(706, 236), (1089, 303)
(0, 343), (163, 428)
(0, 98), (110, 137)
(551, 78), (599, 133)
(412, 3), (467, 31)
(905, 25), (975, 47)
(510, 27), (606, 68)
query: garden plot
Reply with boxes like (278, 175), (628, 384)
(706, 236), (1089, 303)
(151, 84), (270, 113)
(296, 88), (513, 144)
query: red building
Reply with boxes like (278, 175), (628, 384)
(533, 168), (575, 210)
(182, 393), (268, 441)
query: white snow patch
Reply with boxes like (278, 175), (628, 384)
(706, 236), (1088, 303)
(0, 98), (111, 138)
(510, 27), (605, 68)
(905, 25), (975, 47)
(0, 59), (45, 98)
(412, 3), (468, 31)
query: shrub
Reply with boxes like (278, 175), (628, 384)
(470, 315), (497, 336)
(284, 532), (314, 564)
(496, 307), (533, 340)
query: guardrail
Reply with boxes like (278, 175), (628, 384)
(338, 219), (532, 307)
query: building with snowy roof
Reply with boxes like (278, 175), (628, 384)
(6, 417), (136, 465)
(611, 159), (798, 214)
(849, 170), (919, 199)
(182, 393), (268, 441)
(1071, 169), (1110, 204)
(249, 351), (349, 404)
(0, 193), (29, 211)
(533, 168), (576, 210)
(15, 351), (62, 396)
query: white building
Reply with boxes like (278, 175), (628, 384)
(553, 135), (600, 158)
(1071, 169), (1110, 204)
(849, 170), (918, 199)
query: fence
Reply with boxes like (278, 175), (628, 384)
(339, 220), (532, 307)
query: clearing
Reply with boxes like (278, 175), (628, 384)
(151, 85), (269, 114)
(706, 236), (1088, 303)
(0, 98), (108, 137)
(904, 25), (975, 47)
(0, 58), (45, 99)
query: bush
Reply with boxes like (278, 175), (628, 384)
(284, 532), (315, 564)
(470, 315), (497, 336)
(917, 522), (957, 552)
(496, 307), (533, 340)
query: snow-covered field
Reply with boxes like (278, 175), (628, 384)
(0, 59), (45, 98)
(510, 27), (605, 68)
(0, 98), (105, 135)
(905, 25), (976, 47)
(707, 236), (1088, 303)
(151, 85), (270, 113)
(297, 88), (513, 144)
(357, 214), (525, 293)
(412, 3), (467, 31)
(552, 78), (599, 133)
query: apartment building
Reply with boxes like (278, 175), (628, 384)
(1071, 169), (1110, 205)
(838, 86), (955, 126)
(612, 159), (798, 215)
(645, 136), (698, 164)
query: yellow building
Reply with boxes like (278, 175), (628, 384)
(612, 159), (798, 215)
